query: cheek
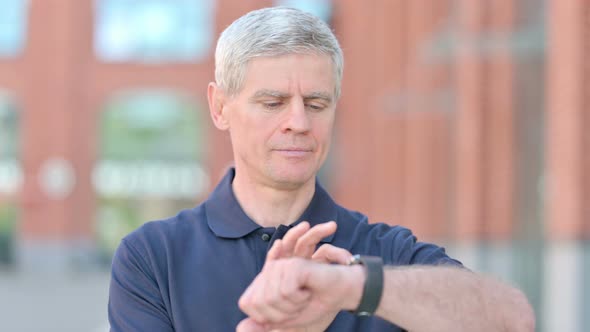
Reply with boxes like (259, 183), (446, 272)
(313, 117), (335, 145)
(239, 118), (277, 152)
(231, 109), (263, 140)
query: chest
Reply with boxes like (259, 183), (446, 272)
(161, 237), (264, 331)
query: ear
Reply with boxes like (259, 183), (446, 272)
(208, 82), (230, 131)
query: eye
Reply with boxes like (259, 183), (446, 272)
(262, 101), (284, 110)
(305, 103), (326, 112)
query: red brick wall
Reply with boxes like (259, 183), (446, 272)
(0, 0), (585, 246)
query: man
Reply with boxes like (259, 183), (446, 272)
(108, 7), (534, 332)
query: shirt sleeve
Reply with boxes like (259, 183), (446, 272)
(108, 238), (173, 332)
(384, 226), (463, 267)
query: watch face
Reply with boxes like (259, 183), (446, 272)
(349, 254), (362, 265)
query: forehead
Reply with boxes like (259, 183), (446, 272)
(240, 54), (335, 96)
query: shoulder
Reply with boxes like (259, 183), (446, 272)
(128, 204), (205, 241)
(333, 205), (461, 267)
(117, 204), (207, 263)
(333, 205), (408, 241)
(111, 204), (210, 290)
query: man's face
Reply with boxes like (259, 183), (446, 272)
(222, 53), (336, 189)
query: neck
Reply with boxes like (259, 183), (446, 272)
(232, 170), (316, 228)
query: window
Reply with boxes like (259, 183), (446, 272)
(0, 0), (29, 57)
(274, 0), (332, 23)
(0, 92), (20, 265)
(94, 90), (208, 258)
(94, 0), (215, 63)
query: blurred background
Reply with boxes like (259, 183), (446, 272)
(0, 0), (587, 331)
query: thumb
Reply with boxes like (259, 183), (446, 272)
(311, 244), (352, 265)
(236, 318), (268, 332)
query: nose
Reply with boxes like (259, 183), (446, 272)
(282, 98), (311, 134)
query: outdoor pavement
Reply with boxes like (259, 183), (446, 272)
(0, 269), (110, 332)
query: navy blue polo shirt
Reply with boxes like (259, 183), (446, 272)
(108, 168), (461, 331)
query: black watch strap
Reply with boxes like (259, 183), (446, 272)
(348, 255), (384, 316)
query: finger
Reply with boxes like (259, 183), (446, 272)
(293, 221), (337, 258)
(240, 273), (278, 324)
(242, 283), (291, 324)
(278, 280), (311, 305)
(268, 309), (341, 332)
(261, 260), (310, 316)
(271, 263), (344, 329)
(236, 318), (268, 332)
(242, 261), (304, 324)
(275, 259), (312, 305)
(248, 262), (290, 323)
(280, 222), (310, 258)
(248, 302), (291, 325)
(311, 244), (352, 265)
(265, 239), (283, 263)
(262, 299), (318, 330)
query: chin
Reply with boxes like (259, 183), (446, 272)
(268, 167), (316, 189)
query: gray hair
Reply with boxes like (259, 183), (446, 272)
(215, 7), (344, 99)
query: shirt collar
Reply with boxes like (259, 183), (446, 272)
(204, 168), (337, 243)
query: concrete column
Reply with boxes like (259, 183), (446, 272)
(545, 0), (587, 330)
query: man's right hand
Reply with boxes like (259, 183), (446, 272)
(237, 222), (361, 332)
(236, 254), (365, 332)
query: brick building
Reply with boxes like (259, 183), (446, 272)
(0, 0), (588, 331)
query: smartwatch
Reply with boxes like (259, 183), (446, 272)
(348, 255), (384, 316)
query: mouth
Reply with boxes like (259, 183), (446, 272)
(273, 148), (313, 158)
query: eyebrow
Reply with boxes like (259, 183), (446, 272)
(303, 92), (333, 103)
(249, 89), (290, 101)
(249, 89), (333, 103)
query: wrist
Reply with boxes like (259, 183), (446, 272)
(347, 255), (385, 316)
(342, 264), (366, 311)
